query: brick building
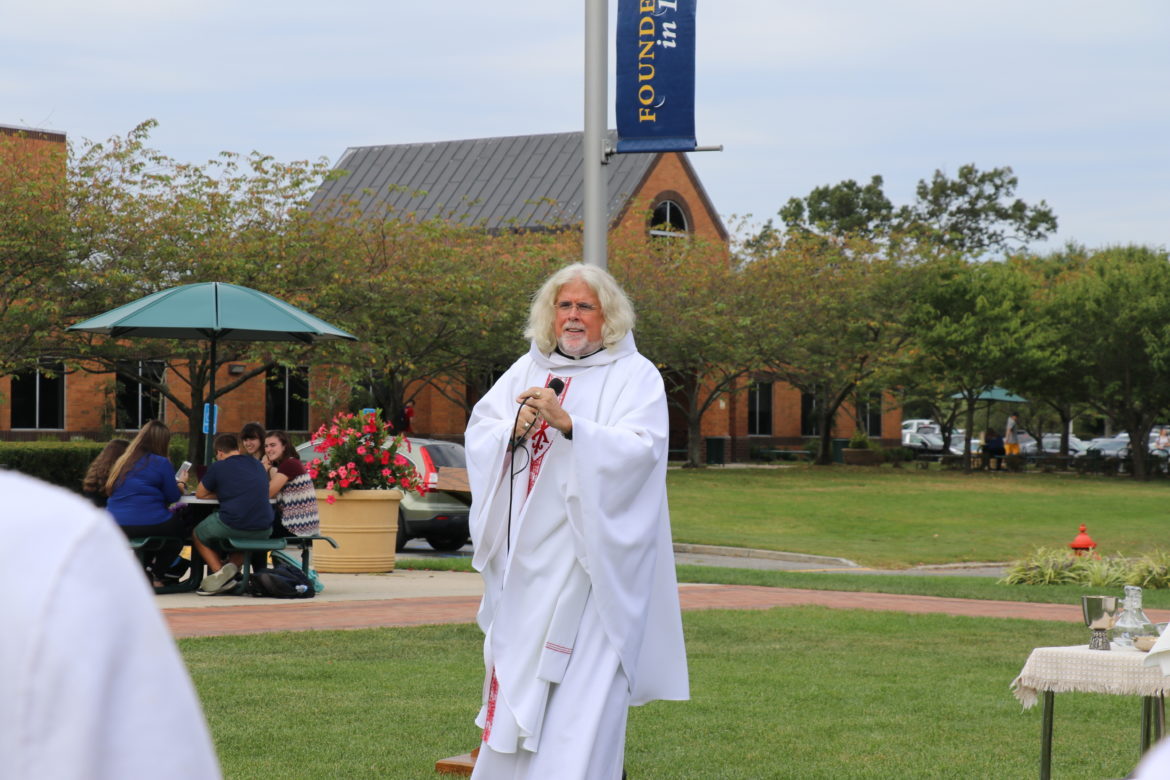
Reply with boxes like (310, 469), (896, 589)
(1, 125), (899, 458)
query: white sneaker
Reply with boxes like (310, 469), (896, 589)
(197, 563), (239, 595)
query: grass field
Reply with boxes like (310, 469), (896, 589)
(183, 608), (1149, 779)
(665, 466), (1170, 568)
(182, 468), (1170, 777)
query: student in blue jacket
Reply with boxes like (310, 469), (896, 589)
(105, 420), (190, 585)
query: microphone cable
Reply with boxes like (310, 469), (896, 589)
(505, 377), (564, 554)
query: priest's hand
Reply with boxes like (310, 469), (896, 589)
(514, 398), (541, 442)
(517, 386), (573, 438)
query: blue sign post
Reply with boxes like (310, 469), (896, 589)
(615, 0), (697, 153)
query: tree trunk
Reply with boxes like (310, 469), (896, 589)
(962, 398), (977, 473)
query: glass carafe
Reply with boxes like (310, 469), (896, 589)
(1112, 585), (1159, 648)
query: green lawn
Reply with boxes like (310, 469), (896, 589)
(666, 466), (1170, 568)
(183, 608), (1149, 779)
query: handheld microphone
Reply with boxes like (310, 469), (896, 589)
(510, 378), (565, 451)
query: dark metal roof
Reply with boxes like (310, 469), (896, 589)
(311, 131), (659, 230)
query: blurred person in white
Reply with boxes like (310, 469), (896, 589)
(0, 470), (221, 779)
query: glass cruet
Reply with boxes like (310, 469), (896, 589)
(1112, 585), (1158, 648)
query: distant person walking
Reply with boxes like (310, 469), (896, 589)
(1004, 412), (1021, 457)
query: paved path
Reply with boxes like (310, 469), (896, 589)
(161, 577), (1170, 639)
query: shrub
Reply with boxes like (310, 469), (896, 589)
(999, 547), (1089, 586)
(1127, 552), (1170, 589)
(1080, 555), (1129, 588)
(883, 447), (915, 464)
(0, 441), (110, 494)
(848, 430), (871, 449)
(1002, 547), (1170, 589)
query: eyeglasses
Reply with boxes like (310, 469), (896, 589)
(554, 301), (598, 314)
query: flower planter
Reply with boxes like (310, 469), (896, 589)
(313, 489), (402, 573)
(842, 448), (883, 466)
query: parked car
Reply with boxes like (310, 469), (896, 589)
(1084, 438), (1130, 459)
(901, 419), (940, 435)
(297, 436), (471, 552)
(901, 431), (964, 457)
(1038, 434), (1088, 455)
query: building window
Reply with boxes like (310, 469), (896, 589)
(860, 393), (883, 438)
(747, 382), (773, 436)
(266, 366), (309, 432)
(116, 360), (164, 429)
(800, 391), (820, 437)
(649, 199), (689, 238)
(10, 359), (65, 429)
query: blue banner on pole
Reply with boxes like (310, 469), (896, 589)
(615, 0), (697, 154)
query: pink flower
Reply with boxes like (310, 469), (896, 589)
(381, 468), (392, 477)
(326, 494), (336, 504)
(394, 454), (408, 466)
(356, 445), (367, 455)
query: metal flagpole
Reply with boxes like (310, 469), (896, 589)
(583, 0), (608, 269)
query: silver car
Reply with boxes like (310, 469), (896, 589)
(296, 436), (471, 552)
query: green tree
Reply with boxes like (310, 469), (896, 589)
(612, 232), (748, 468)
(1046, 245), (1170, 478)
(903, 256), (1051, 470)
(741, 233), (915, 465)
(902, 164), (1058, 256)
(773, 164), (1057, 259)
(0, 130), (71, 375)
(775, 175), (894, 240)
(61, 122), (342, 461)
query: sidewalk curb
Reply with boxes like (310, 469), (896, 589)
(672, 543), (859, 568)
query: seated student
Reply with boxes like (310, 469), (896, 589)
(263, 429), (320, 538)
(240, 421), (266, 461)
(82, 438), (129, 508)
(981, 428), (1006, 471)
(192, 433), (274, 595)
(105, 421), (191, 586)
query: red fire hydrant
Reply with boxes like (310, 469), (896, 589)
(1069, 523), (1097, 556)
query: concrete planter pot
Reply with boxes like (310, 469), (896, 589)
(842, 448), (883, 466)
(313, 488), (402, 573)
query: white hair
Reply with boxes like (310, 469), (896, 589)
(524, 263), (636, 354)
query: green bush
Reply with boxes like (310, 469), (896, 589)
(0, 439), (187, 495)
(1002, 547), (1170, 588)
(882, 446), (915, 464)
(1000, 547), (1088, 585)
(0, 441), (110, 494)
(848, 430), (871, 449)
(1127, 551), (1170, 589)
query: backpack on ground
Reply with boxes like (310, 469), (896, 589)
(247, 562), (315, 599)
(272, 550), (325, 593)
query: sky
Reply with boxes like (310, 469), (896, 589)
(3, 0), (1167, 253)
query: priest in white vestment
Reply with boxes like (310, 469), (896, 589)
(465, 263), (689, 780)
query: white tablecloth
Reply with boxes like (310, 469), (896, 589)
(1012, 645), (1170, 709)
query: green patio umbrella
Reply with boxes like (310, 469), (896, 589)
(951, 386), (1029, 404)
(68, 282), (357, 461)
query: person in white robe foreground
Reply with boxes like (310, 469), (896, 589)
(0, 470), (221, 780)
(465, 263), (689, 779)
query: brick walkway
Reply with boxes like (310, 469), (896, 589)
(163, 585), (1170, 639)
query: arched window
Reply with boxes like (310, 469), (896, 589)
(649, 199), (689, 238)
